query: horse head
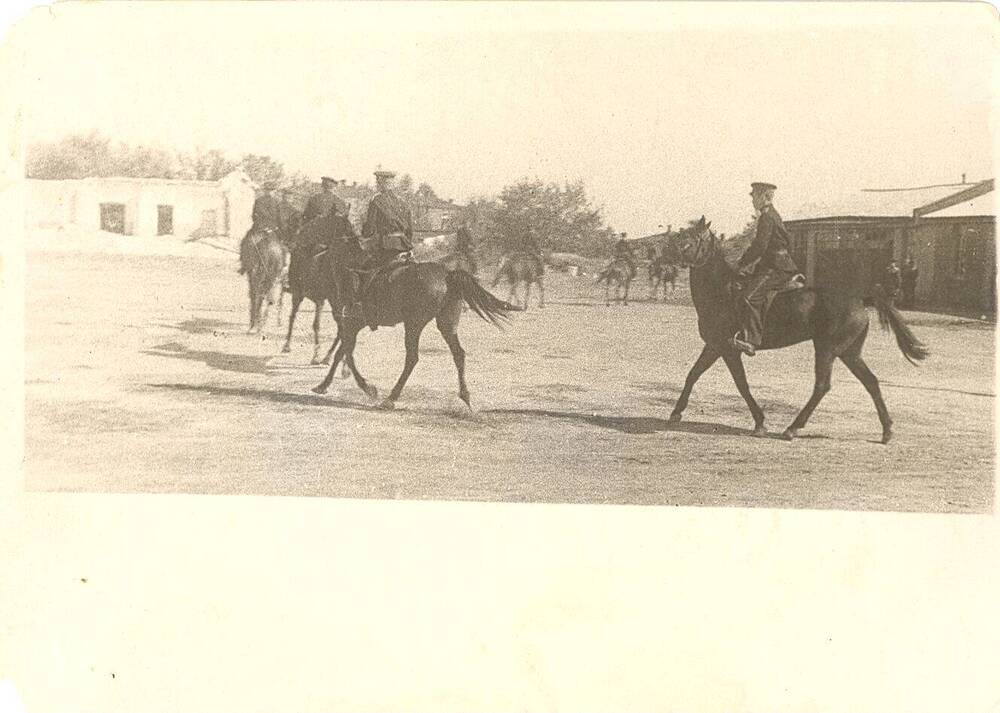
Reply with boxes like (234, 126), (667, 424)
(675, 216), (718, 268)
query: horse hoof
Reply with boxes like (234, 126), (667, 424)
(881, 429), (893, 445)
(751, 425), (768, 438)
(365, 386), (380, 402)
(312, 385), (328, 395)
(377, 398), (395, 411)
(667, 412), (682, 425)
(781, 428), (797, 441)
(309, 357), (323, 366)
(459, 392), (472, 409)
(281, 345), (291, 354)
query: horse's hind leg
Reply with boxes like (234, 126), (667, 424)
(310, 303), (324, 364)
(721, 352), (766, 436)
(524, 281), (532, 311)
(437, 300), (471, 408)
(536, 277), (545, 308)
(839, 329), (893, 443)
(669, 345), (720, 423)
(381, 319), (430, 410)
(783, 347), (835, 441)
(282, 293), (303, 353)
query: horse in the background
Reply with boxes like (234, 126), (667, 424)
(648, 255), (679, 301)
(596, 258), (634, 306)
(492, 252), (545, 309)
(239, 230), (286, 333)
(669, 216), (928, 443)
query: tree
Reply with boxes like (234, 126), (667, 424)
(239, 154), (284, 187)
(490, 178), (616, 257)
(26, 131), (114, 179)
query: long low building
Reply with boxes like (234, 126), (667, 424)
(783, 179), (995, 314)
(25, 169), (257, 246)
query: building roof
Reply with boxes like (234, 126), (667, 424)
(784, 179), (995, 222)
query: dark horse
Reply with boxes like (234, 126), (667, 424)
(492, 252), (545, 309)
(282, 212), (353, 366)
(239, 230), (287, 333)
(669, 217), (928, 444)
(312, 241), (521, 409)
(648, 255), (679, 301)
(596, 258), (634, 306)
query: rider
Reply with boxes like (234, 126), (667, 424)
(731, 181), (802, 356)
(303, 176), (348, 225)
(341, 169), (414, 328)
(612, 232), (637, 279)
(239, 181), (281, 274)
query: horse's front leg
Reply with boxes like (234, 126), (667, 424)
(721, 352), (766, 436)
(310, 305), (324, 364)
(669, 344), (720, 423)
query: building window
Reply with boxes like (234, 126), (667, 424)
(157, 205), (174, 236)
(100, 203), (126, 234)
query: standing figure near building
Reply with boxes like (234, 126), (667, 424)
(731, 182), (802, 357)
(239, 181), (281, 275)
(612, 232), (637, 279)
(455, 222), (474, 256)
(883, 260), (902, 305)
(901, 257), (919, 308)
(303, 176), (348, 225)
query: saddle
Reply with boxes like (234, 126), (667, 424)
(349, 253), (414, 330)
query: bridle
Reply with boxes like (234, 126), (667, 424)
(678, 227), (715, 269)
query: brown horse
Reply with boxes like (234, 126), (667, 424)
(282, 213), (353, 366)
(596, 258), (634, 305)
(312, 240), (521, 409)
(648, 255), (679, 301)
(239, 230), (287, 333)
(492, 252), (545, 309)
(669, 217), (928, 443)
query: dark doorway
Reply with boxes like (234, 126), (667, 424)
(99, 203), (126, 234)
(157, 205), (174, 236)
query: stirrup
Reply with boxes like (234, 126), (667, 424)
(731, 333), (757, 357)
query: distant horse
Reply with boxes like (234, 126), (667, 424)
(239, 230), (287, 333)
(669, 216), (928, 443)
(313, 240), (521, 410)
(282, 212), (353, 367)
(648, 256), (679, 301)
(596, 258), (634, 305)
(491, 252), (545, 309)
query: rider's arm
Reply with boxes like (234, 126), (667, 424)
(738, 213), (772, 268)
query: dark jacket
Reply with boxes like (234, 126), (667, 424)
(278, 201), (302, 236)
(362, 191), (413, 252)
(251, 194), (280, 232)
(738, 205), (799, 274)
(303, 190), (348, 224)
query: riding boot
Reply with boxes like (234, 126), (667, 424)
(731, 331), (757, 357)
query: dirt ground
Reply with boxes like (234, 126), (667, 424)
(24, 248), (995, 513)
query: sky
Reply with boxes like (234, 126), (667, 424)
(5, 1), (998, 236)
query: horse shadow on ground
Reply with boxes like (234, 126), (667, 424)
(165, 318), (245, 335)
(143, 342), (276, 374)
(485, 407), (782, 438)
(149, 383), (371, 412)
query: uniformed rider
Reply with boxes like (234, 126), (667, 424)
(731, 182), (802, 356)
(612, 232), (637, 279)
(303, 176), (348, 225)
(361, 170), (414, 264)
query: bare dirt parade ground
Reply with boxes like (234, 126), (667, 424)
(25, 238), (994, 514)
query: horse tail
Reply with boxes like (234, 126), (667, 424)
(873, 286), (929, 365)
(446, 269), (522, 328)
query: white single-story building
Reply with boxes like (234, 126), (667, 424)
(25, 169), (257, 247)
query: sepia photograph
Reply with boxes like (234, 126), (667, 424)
(11, 2), (995, 514)
(2, 2), (998, 712)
